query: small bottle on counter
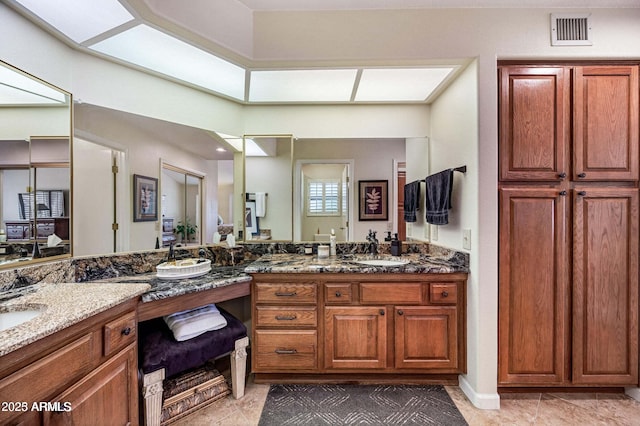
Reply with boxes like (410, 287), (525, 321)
(329, 229), (337, 256)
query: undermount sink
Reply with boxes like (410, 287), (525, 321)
(355, 258), (409, 267)
(0, 306), (45, 332)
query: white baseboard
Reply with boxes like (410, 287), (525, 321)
(625, 387), (640, 401)
(458, 375), (501, 410)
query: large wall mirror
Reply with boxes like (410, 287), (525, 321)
(161, 163), (203, 246)
(0, 61), (72, 269)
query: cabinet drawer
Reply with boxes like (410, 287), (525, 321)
(325, 283), (354, 304)
(255, 330), (317, 370)
(103, 310), (136, 357)
(0, 331), (100, 424)
(360, 283), (422, 304)
(256, 306), (317, 327)
(255, 282), (317, 304)
(6, 225), (26, 239)
(36, 223), (55, 237)
(429, 283), (458, 304)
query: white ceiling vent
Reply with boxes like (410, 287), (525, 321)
(551, 13), (592, 46)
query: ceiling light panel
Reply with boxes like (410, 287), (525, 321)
(355, 68), (455, 102)
(249, 69), (357, 102)
(15, 0), (134, 43)
(90, 25), (246, 100)
(0, 65), (67, 105)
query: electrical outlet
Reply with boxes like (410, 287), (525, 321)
(462, 228), (471, 250)
(407, 223), (413, 236)
(386, 222), (393, 231)
(431, 225), (438, 241)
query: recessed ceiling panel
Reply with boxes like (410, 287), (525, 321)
(249, 69), (357, 102)
(14, 0), (134, 43)
(355, 68), (456, 102)
(90, 24), (246, 100)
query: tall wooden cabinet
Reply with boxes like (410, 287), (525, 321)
(498, 63), (639, 387)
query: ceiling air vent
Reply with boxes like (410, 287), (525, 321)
(551, 13), (592, 46)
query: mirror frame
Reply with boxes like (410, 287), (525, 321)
(0, 61), (73, 270)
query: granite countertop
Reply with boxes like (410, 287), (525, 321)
(97, 265), (252, 303)
(243, 252), (469, 274)
(0, 282), (150, 357)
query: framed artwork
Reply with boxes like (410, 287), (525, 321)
(133, 174), (158, 222)
(245, 200), (259, 235)
(358, 180), (388, 221)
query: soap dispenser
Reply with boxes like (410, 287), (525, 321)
(329, 229), (337, 256)
(391, 233), (402, 256)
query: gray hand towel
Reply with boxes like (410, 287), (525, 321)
(425, 169), (454, 225)
(403, 181), (421, 222)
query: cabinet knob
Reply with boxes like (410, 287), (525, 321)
(121, 327), (131, 336)
(335, 291), (342, 297)
(558, 172), (567, 179)
(442, 291), (449, 298)
(577, 191), (587, 196)
(577, 173), (586, 178)
(398, 309), (404, 316)
(559, 190), (567, 196)
(379, 309), (385, 316)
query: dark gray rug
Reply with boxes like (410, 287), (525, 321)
(258, 384), (468, 425)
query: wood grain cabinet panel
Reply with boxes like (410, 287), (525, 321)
(499, 66), (569, 181)
(573, 66), (639, 181)
(572, 187), (639, 384)
(498, 187), (570, 385)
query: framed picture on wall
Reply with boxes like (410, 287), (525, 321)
(133, 174), (158, 222)
(358, 180), (388, 221)
(245, 200), (259, 235)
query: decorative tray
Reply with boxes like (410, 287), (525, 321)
(156, 259), (212, 280)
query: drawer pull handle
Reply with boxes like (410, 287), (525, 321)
(275, 315), (297, 321)
(558, 172), (567, 179)
(379, 309), (385, 316)
(335, 291), (342, 297)
(275, 291), (297, 297)
(275, 349), (297, 355)
(577, 191), (587, 196)
(559, 190), (567, 196)
(121, 327), (132, 336)
(398, 310), (404, 316)
(577, 172), (586, 178)
(441, 291), (449, 298)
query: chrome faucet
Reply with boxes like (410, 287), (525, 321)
(366, 229), (379, 255)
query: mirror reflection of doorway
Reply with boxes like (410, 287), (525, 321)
(295, 160), (353, 242)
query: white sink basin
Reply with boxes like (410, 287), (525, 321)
(0, 307), (44, 332)
(355, 258), (409, 267)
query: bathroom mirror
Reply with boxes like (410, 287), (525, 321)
(0, 60), (72, 269)
(243, 135), (294, 241)
(293, 138), (406, 243)
(161, 163), (203, 246)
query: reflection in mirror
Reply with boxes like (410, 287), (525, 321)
(295, 161), (352, 242)
(243, 135), (294, 241)
(161, 164), (203, 246)
(0, 60), (71, 269)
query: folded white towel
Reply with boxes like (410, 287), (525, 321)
(255, 192), (266, 217)
(163, 304), (228, 341)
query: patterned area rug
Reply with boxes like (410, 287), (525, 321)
(258, 384), (468, 425)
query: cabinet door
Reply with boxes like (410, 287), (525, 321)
(395, 306), (458, 370)
(574, 66), (639, 181)
(43, 345), (138, 426)
(499, 66), (569, 181)
(324, 306), (387, 369)
(573, 187), (639, 384)
(498, 187), (570, 385)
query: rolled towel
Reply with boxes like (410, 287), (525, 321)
(163, 304), (228, 342)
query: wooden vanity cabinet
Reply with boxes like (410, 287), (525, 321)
(0, 299), (139, 426)
(251, 273), (467, 383)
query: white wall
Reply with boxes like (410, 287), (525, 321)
(405, 137), (430, 242)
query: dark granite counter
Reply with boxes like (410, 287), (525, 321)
(243, 252), (468, 274)
(94, 265), (251, 303)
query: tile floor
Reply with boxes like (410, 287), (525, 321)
(172, 377), (640, 425)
